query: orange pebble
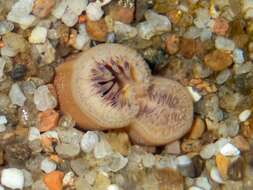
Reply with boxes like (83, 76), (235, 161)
(0, 41), (4, 48)
(38, 109), (59, 132)
(213, 17), (229, 36)
(78, 15), (87, 23)
(44, 171), (64, 190)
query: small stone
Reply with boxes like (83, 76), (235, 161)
(195, 177), (211, 190)
(176, 155), (192, 166)
(0, 115), (7, 125)
(220, 143), (240, 156)
(0, 21), (14, 35)
(63, 171), (75, 186)
(192, 155), (204, 178)
(215, 36), (235, 51)
(107, 153), (128, 172)
(94, 138), (113, 159)
(32, 179), (48, 190)
(164, 140), (181, 155)
(52, 0), (68, 19)
(61, 8), (78, 27)
(29, 26), (48, 44)
(232, 135), (250, 151)
(216, 154), (230, 178)
(80, 131), (99, 153)
(165, 34), (180, 55)
(137, 10), (171, 40)
(44, 171), (64, 190)
(228, 157), (244, 180)
(0, 57), (6, 79)
(189, 187), (203, 190)
(86, 19), (108, 42)
(41, 158), (57, 173)
(1, 46), (17, 57)
(11, 64), (27, 81)
(38, 109), (59, 132)
(200, 143), (216, 159)
(187, 86), (202, 102)
(113, 21), (137, 41)
(180, 38), (201, 59)
(86, 2), (104, 21)
(34, 85), (57, 111)
(93, 172), (111, 190)
(181, 139), (202, 153)
(55, 143), (80, 159)
(28, 127), (41, 141)
(105, 132), (131, 156)
(67, 0), (88, 15)
(216, 69), (231, 85)
(9, 83), (26, 106)
(1, 168), (24, 189)
(70, 158), (87, 176)
(142, 153), (155, 168)
(32, 0), (56, 18)
(233, 48), (245, 64)
(239, 109), (251, 122)
(188, 117), (205, 139)
(107, 184), (119, 190)
(22, 169), (33, 187)
(213, 17), (229, 36)
(35, 41), (56, 64)
(57, 127), (83, 146)
(210, 167), (224, 184)
(110, 5), (135, 24)
(204, 50), (233, 71)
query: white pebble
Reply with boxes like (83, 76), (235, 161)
(195, 177), (211, 190)
(28, 127), (41, 141)
(86, 2), (104, 21)
(200, 143), (216, 159)
(188, 187), (203, 190)
(40, 158), (57, 173)
(0, 115), (7, 125)
(187, 86), (202, 102)
(220, 143), (240, 156)
(61, 7), (79, 27)
(52, 0), (68, 19)
(1, 168), (24, 189)
(0, 125), (6, 133)
(239, 109), (251, 122)
(29, 26), (47, 44)
(9, 83), (26, 106)
(107, 184), (119, 190)
(210, 167), (224, 184)
(63, 171), (75, 186)
(233, 48), (245, 64)
(0, 57), (6, 79)
(80, 131), (99, 153)
(176, 155), (192, 166)
(1, 46), (17, 57)
(34, 85), (57, 111)
(94, 139), (112, 159)
(67, 0), (88, 15)
(215, 36), (235, 51)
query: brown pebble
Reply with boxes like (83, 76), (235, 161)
(164, 140), (181, 155)
(105, 132), (131, 156)
(188, 117), (206, 139)
(181, 139), (202, 153)
(86, 19), (108, 42)
(228, 157), (244, 181)
(213, 17), (229, 36)
(232, 135), (250, 152)
(180, 38), (202, 59)
(204, 50), (233, 71)
(32, 0), (56, 18)
(165, 34), (180, 55)
(110, 5), (135, 24)
(155, 169), (184, 190)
